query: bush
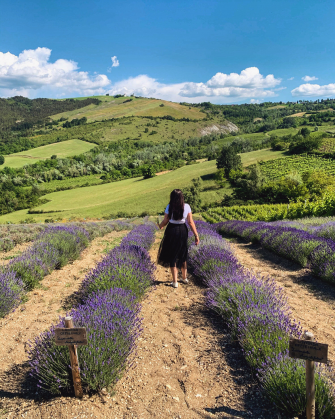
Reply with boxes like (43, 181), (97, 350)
(80, 244), (155, 300)
(28, 288), (141, 394)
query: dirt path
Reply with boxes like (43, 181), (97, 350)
(1, 233), (279, 419)
(230, 237), (335, 365)
(0, 242), (31, 266)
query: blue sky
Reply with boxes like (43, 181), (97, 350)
(0, 0), (334, 103)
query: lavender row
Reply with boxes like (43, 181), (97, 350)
(0, 221), (134, 319)
(188, 221), (335, 418)
(28, 223), (157, 395)
(0, 219), (135, 253)
(217, 220), (335, 284)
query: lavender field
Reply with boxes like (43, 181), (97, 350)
(188, 220), (335, 418)
(2, 217), (335, 418)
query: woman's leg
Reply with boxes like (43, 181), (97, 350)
(170, 266), (178, 285)
(181, 261), (187, 280)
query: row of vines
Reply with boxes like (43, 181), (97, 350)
(203, 192), (335, 222)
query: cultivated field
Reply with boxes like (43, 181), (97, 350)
(3, 139), (96, 168)
(0, 148), (284, 223)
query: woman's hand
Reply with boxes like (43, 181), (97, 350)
(195, 235), (200, 246)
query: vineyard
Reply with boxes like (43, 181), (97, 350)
(202, 192), (335, 222)
(319, 138), (335, 153)
(257, 154), (335, 180)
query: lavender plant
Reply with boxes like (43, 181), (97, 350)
(0, 221), (135, 318)
(0, 271), (24, 317)
(188, 220), (335, 418)
(28, 288), (141, 394)
(218, 220), (335, 282)
(28, 221), (157, 395)
(80, 244), (155, 300)
(259, 354), (335, 418)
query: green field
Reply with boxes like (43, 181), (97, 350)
(51, 96), (206, 123)
(0, 148), (284, 223)
(241, 148), (286, 166)
(3, 140), (96, 168)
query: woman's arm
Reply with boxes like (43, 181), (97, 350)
(158, 213), (169, 229)
(187, 212), (200, 245)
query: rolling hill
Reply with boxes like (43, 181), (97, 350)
(50, 96), (206, 122)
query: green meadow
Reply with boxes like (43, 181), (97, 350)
(51, 96), (206, 123)
(3, 139), (96, 169)
(0, 148), (284, 223)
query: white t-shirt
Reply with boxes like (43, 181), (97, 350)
(165, 203), (191, 224)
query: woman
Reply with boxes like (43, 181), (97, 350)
(157, 189), (200, 288)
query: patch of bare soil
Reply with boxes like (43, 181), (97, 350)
(156, 171), (172, 176)
(230, 237), (335, 365)
(0, 242), (32, 267)
(0, 233), (279, 419)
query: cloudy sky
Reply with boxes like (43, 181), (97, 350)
(0, 0), (334, 103)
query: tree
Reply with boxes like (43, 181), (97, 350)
(0, 155), (5, 165)
(300, 127), (311, 138)
(214, 169), (226, 187)
(234, 164), (266, 200)
(183, 178), (202, 212)
(143, 166), (156, 179)
(51, 155), (57, 160)
(216, 145), (242, 178)
(289, 135), (323, 154)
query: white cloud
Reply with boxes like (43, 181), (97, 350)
(0, 47), (110, 98)
(108, 67), (282, 102)
(292, 83), (335, 97)
(302, 75), (318, 82)
(179, 67), (281, 98)
(250, 99), (261, 104)
(111, 56), (119, 67)
(0, 52), (282, 104)
(288, 77), (294, 81)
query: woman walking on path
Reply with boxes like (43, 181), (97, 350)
(157, 189), (200, 288)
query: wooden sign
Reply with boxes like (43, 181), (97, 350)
(54, 317), (87, 399)
(289, 332), (329, 419)
(55, 327), (87, 346)
(289, 338), (328, 364)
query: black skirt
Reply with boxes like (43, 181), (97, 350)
(157, 222), (188, 268)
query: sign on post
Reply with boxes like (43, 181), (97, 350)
(55, 327), (88, 346)
(55, 317), (87, 398)
(289, 331), (329, 419)
(289, 338), (328, 363)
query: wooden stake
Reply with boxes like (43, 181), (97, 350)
(65, 316), (83, 398)
(304, 331), (315, 419)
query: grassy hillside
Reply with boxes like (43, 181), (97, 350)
(3, 140), (96, 168)
(50, 96), (206, 122)
(0, 148), (284, 223)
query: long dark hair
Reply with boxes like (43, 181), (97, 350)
(168, 189), (184, 220)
